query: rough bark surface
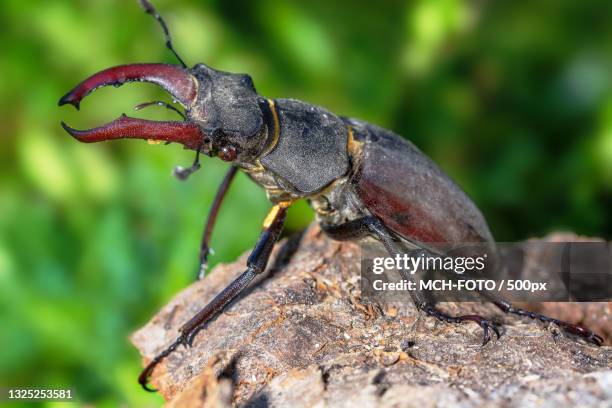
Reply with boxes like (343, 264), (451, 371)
(131, 225), (611, 407)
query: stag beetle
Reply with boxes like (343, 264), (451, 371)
(58, 0), (603, 392)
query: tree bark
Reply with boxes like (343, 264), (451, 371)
(131, 225), (611, 407)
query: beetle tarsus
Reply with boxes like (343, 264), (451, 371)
(422, 304), (502, 346)
(197, 258), (209, 280)
(173, 146), (202, 181)
(493, 301), (603, 346)
(173, 162), (201, 181)
(138, 336), (185, 392)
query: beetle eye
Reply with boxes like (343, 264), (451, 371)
(219, 146), (237, 162)
(240, 75), (254, 89)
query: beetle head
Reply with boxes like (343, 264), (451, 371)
(187, 63), (267, 162)
(59, 62), (269, 165)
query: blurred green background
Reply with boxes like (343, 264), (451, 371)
(1, 0), (611, 405)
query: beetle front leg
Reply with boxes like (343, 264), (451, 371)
(173, 145), (203, 181)
(138, 202), (290, 391)
(197, 166), (239, 279)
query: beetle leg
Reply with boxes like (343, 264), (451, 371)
(322, 216), (429, 309)
(366, 222), (503, 345)
(491, 299), (603, 346)
(455, 278), (604, 345)
(138, 202), (290, 392)
(196, 166), (239, 280)
(323, 216), (502, 345)
(324, 217), (604, 346)
(421, 304), (501, 346)
(173, 145), (202, 181)
(321, 216), (383, 241)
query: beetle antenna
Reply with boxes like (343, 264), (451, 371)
(134, 100), (186, 120)
(138, 0), (188, 68)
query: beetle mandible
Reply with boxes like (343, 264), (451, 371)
(58, 0), (603, 391)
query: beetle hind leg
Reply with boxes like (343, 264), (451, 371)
(491, 300), (603, 346)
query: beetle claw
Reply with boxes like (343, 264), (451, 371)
(59, 64), (205, 150)
(481, 325), (491, 346)
(198, 260), (208, 280)
(173, 162), (201, 180)
(58, 94), (81, 110)
(61, 115), (205, 150)
(58, 63), (197, 109)
(479, 320), (501, 346)
(423, 306), (503, 346)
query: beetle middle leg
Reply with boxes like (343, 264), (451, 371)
(138, 202), (290, 391)
(324, 217), (603, 346)
(323, 216), (428, 308)
(196, 166), (239, 279)
(323, 216), (502, 345)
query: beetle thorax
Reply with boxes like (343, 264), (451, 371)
(308, 177), (364, 226)
(239, 164), (301, 203)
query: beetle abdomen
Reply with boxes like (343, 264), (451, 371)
(347, 119), (494, 246)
